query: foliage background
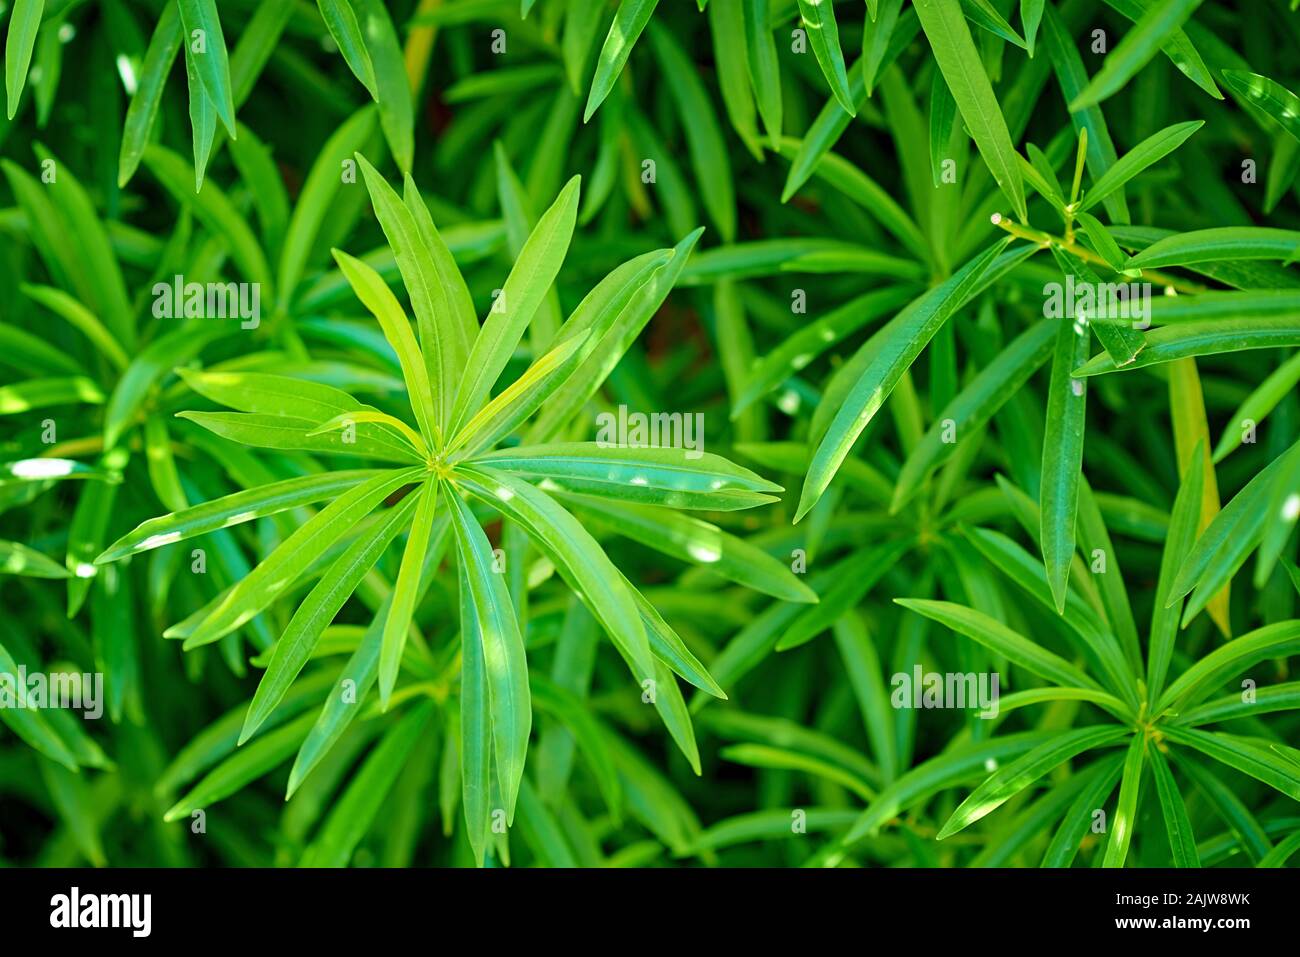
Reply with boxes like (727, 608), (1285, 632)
(1, 0), (1299, 868)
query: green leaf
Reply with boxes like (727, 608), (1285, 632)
(1070, 0), (1204, 111)
(844, 733), (1053, 843)
(1126, 227), (1300, 269)
(299, 701), (435, 867)
(647, 24), (736, 242)
(584, 0), (659, 123)
(4, 0), (44, 119)
(1076, 319), (1300, 376)
(1212, 351), (1300, 462)
(377, 477), (440, 708)
(1148, 744), (1200, 867)
(143, 144), (272, 289)
(1167, 440), (1299, 625)
(796, 238), (1013, 522)
(561, 493), (818, 604)
(896, 598), (1101, 690)
(894, 320), (1054, 512)
(176, 0), (237, 136)
(796, 0), (855, 114)
(777, 539), (911, 650)
(472, 443), (781, 511)
(317, 0), (378, 99)
(1080, 120), (1204, 212)
(445, 485), (530, 818)
(119, 3), (183, 187)
(914, 0), (1026, 221)
(240, 492), (418, 744)
(1156, 620), (1300, 715)
(182, 26), (217, 191)
(354, 0), (414, 172)
(449, 176), (581, 433)
(278, 107), (379, 309)
(177, 468), (421, 648)
(104, 323), (232, 450)
(1220, 70), (1300, 144)
(164, 712), (317, 821)
(937, 726), (1129, 838)
(1021, 0), (1044, 57)
(743, 0), (782, 147)
(1163, 727), (1300, 802)
(331, 249), (439, 449)
(455, 465), (654, 680)
(1040, 751), (1124, 866)
(1101, 734), (1145, 867)
(1146, 440), (1205, 702)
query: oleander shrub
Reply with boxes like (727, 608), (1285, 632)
(0, 0), (1298, 868)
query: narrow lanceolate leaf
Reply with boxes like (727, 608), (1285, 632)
(1074, 319), (1300, 375)
(929, 70), (958, 190)
(1039, 298), (1090, 612)
(5, 0), (44, 119)
(354, 0), (414, 172)
(1148, 745), (1199, 867)
(317, 0), (378, 99)
(300, 701), (435, 867)
(894, 320), (1055, 512)
(563, 494), (818, 604)
(1220, 70), (1300, 144)
(176, 0), (238, 136)
(183, 33), (217, 191)
(1126, 228), (1300, 269)
(648, 25), (736, 242)
(735, 286), (918, 416)
(1101, 734), (1145, 867)
(98, 471), (381, 563)
(1167, 439), (1299, 625)
(1166, 359), (1229, 636)
(1021, 0), (1045, 57)
(331, 249), (439, 449)
(0, 541), (70, 578)
(1155, 620), (1300, 715)
(354, 154), (460, 438)
(796, 0), (855, 114)
(1050, 246), (1145, 368)
(743, 0), (782, 146)
(1213, 351), (1300, 462)
(178, 469), (420, 648)
(1041, 753), (1125, 867)
(240, 493), (417, 744)
(1080, 120), (1204, 212)
(896, 599), (1101, 690)
(455, 466), (654, 680)
(1146, 440), (1205, 702)
(584, 0), (660, 123)
(472, 444), (781, 511)
(378, 477), (440, 709)
(796, 238), (1012, 522)
(278, 107), (379, 309)
(1070, 0), (1203, 111)
(1163, 727), (1300, 802)
(119, 4), (183, 187)
(913, 0), (1026, 221)
(937, 726), (1129, 838)
(446, 488), (531, 820)
(449, 176), (581, 432)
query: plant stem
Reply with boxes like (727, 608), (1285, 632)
(990, 214), (1207, 294)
